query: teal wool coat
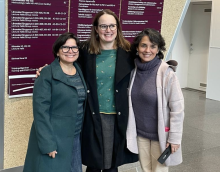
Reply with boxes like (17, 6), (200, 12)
(23, 59), (87, 172)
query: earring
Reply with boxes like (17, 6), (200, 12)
(136, 51), (139, 55)
(96, 34), (99, 39)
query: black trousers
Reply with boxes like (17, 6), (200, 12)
(86, 167), (118, 172)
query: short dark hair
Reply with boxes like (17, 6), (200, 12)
(52, 32), (79, 58)
(131, 28), (166, 59)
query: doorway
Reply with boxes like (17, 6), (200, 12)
(187, 1), (212, 91)
(172, 1), (212, 91)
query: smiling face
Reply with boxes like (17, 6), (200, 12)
(137, 35), (159, 63)
(95, 14), (117, 48)
(57, 38), (79, 64)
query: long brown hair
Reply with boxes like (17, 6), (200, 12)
(87, 9), (130, 54)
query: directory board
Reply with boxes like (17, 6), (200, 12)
(8, 0), (164, 98)
(121, 0), (164, 42)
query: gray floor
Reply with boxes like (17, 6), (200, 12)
(2, 89), (220, 172)
(169, 89), (220, 172)
(83, 89), (220, 172)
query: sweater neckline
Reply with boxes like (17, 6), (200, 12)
(135, 56), (161, 74)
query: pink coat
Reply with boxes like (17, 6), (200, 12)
(126, 60), (184, 166)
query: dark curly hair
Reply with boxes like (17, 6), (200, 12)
(131, 28), (166, 59)
(52, 32), (80, 58)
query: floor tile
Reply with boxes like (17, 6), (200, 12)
(82, 89), (220, 172)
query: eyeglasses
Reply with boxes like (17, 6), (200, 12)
(98, 24), (117, 31)
(61, 46), (79, 53)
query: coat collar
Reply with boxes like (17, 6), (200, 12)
(157, 60), (178, 76)
(50, 58), (86, 89)
(115, 47), (134, 86)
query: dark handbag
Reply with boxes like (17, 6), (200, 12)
(157, 145), (171, 164)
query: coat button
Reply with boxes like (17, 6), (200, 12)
(87, 90), (90, 93)
(118, 112), (121, 115)
(116, 90), (118, 92)
(92, 112), (95, 115)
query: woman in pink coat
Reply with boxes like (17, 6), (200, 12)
(126, 28), (184, 172)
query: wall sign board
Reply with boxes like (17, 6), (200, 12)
(120, 0), (164, 42)
(8, 0), (69, 98)
(8, 0), (164, 98)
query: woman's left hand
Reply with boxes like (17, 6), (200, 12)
(166, 143), (180, 154)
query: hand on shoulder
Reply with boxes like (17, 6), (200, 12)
(36, 64), (48, 78)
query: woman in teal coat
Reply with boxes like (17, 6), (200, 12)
(23, 33), (87, 172)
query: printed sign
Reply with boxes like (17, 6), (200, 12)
(8, 0), (164, 98)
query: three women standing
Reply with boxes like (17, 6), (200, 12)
(32, 10), (184, 172)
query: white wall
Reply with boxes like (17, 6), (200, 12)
(171, 5), (191, 88)
(206, 0), (220, 101)
(209, 0), (220, 47)
(172, 0), (220, 101)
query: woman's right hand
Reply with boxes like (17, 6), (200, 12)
(166, 142), (180, 154)
(36, 64), (48, 78)
(48, 150), (57, 158)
